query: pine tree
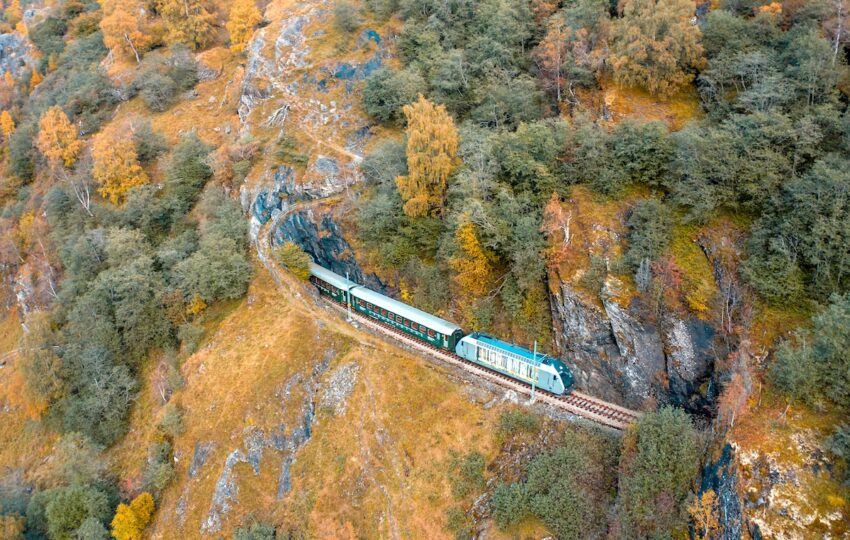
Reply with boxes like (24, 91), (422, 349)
(92, 128), (149, 204)
(395, 95), (459, 218)
(1, 110), (15, 141)
(100, 0), (154, 63)
(36, 106), (82, 168)
(156, 0), (216, 50)
(609, 0), (704, 98)
(226, 0), (262, 53)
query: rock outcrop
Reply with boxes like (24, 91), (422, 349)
(550, 273), (720, 411)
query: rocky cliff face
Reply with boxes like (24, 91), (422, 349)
(549, 272), (720, 411)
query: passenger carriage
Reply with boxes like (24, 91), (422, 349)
(349, 286), (464, 351)
(309, 263), (357, 304)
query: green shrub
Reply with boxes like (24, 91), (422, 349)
(26, 485), (111, 540)
(447, 450), (486, 499)
(624, 199), (673, 272)
(8, 123), (35, 183)
(274, 242), (312, 280)
(333, 1), (362, 33)
(140, 72), (179, 112)
(143, 440), (175, 495)
(133, 120), (168, 163)
(158, 403), (186, 438)
(615, 407), (699, 539)
(233, 520), (276, 540)
(770, 294), (850, 408)
(444, 506), (474, 540)
(30, 17), (68, 58)
(490, 483), (529, 529)
(496, 408), (540, 441)
(363, 68), (426, 125)
(275, 136), (309, 167)
(178, 322), (205, 354)
(176, 233), (253, 303)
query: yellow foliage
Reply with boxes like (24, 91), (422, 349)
(396, 95), (459, 218)
(156, 0), (216, 50)
(91, 128), (149, 204)
(100, 0), (155, 63)
(36, 106), (82, 168)
(1, 110), (15, 141)
(226, 0), (262, 53)
(4, 0), (22, 26)
(111, 503), (141, 540)
(449, 221), (497, 297)
(29, 68), (42, 91)
(688, 489), (721, 540)
(185, 293), (208, 316)
(3, 71), (13, 87)
(111, 493), (155, 540)
(15, 20), (26, 36)
(17, 210), (34, 252)
(128, 492), (154, 525)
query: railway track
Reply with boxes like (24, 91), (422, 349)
(323, 298), (641, 430)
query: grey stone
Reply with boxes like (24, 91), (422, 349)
(319, 362), (359, 416)
(188, 441), (214, 478)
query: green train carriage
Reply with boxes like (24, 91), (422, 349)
(309, 263), (464, 351)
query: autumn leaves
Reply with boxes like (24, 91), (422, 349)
(99, 0), (263, 64)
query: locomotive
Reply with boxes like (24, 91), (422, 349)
(309, 263), (574, 395)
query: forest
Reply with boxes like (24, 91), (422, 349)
(0, 0), (847, 538)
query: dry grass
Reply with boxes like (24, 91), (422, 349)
(0, 310), (57, 476)
(133, 264), (521, 538)
(600, 75), (703, 131)
(732, 390), (849, 538)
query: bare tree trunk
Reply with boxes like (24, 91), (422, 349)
(60, 168), (93, 217)
(124, 32), (141, 64)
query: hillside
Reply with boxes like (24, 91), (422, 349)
(1, 0), (849, 539)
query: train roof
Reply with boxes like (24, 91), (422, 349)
(309, 263), (358, 291)
(349, 286), (463, 336)
(465, 332), (550, 365)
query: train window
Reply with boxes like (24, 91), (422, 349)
(428, 330), (436, 337)
(404, 319), (410, 327)
(381, 309), (387, 316)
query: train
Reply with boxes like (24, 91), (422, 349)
(309, 263), (574, 395)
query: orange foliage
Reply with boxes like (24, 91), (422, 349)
(29, 68), (42, 91)
(758, 2), (782, 13)
(100, 0), (155, 63)
(91, 127), (149, 204)
(1, 110), (15, 141)
(36, 106), (82, 168)
(395, 96), (459, 218)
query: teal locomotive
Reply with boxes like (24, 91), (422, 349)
(309, 264), (573, 395)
